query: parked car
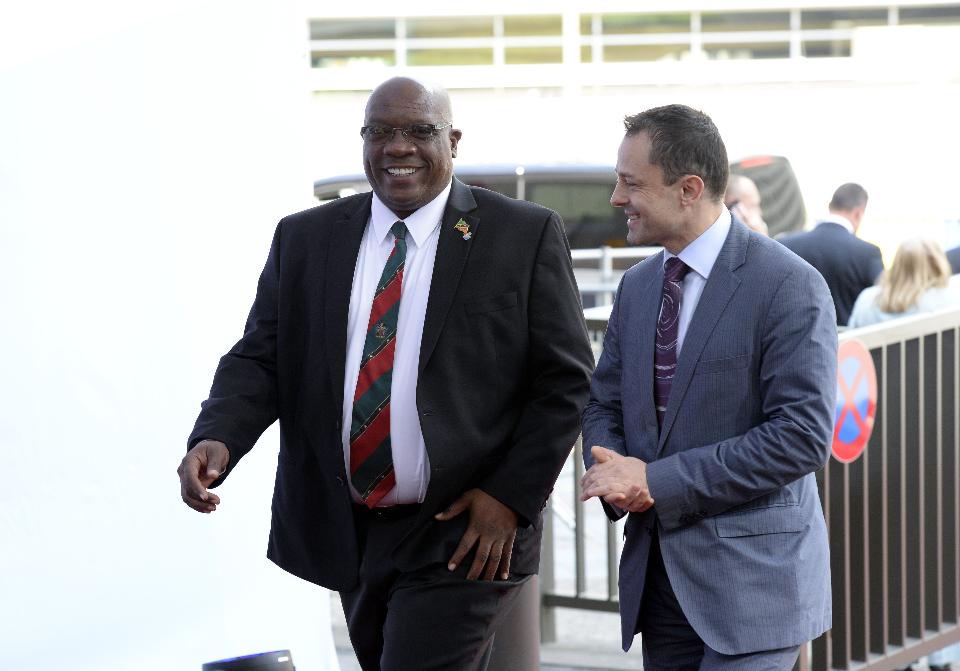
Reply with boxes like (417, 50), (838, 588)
(314, 157), (805, 248)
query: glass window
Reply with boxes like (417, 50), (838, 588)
(309, 19), (394, 40)
(899, 5), (960, 25)
(505, 47), (563, 64)
(801, 40), (852, 58)
(601, 13), (690, 34)
(581, 45), (593, 62)
(701, 12), (790, 32)
(801, 8), (888, 30)
(503, 15), (562, 37)
(603, 44), (689, 62)
(703, 42), (790, 59)
(406, 49), (494, 66)
(311, 50), (395, 68)
(406, 17), (494, 38)
(527, 183), (624, 249)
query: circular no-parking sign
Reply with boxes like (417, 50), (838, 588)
(832, 339), (877, 463)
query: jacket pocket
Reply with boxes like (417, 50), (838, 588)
(465, 291), (519, 315)
(715, 505), (807, 537)
(695, 353), (749, 375)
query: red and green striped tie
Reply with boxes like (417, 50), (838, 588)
(350, 221), (407, 507)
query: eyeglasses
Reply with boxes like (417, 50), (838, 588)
(360, 122), (452, 143)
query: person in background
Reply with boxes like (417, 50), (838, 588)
(945, 243), (960, 275)
(724, 173), (768, 236)
(779, 182), (883, 326)
(848, 237), (958, 329)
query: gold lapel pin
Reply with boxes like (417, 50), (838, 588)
(454, 219), (472, 240)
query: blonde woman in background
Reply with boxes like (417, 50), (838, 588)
(848, 237), (959, 329)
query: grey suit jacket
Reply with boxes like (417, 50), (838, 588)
(582, 218), (837, 654)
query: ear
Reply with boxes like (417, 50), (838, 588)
(679, 174), (705, 205)
(449, 128), (462, 158)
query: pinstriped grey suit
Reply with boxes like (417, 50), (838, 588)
(582, 218), (837, 655)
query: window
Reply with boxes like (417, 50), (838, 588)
(899, 5), (960, 25)
(406, 49), (494, 66)
(597, 13), (690, 35)
(604, 44), (689, 62)
(701, 12), (790, 32)
(703, 42), (790, 59)
(801, 40), (852, 58)
(309, 19), (394, 40)
(800, 8), (888, 30)
(311, 51), (395, 68)
(505, 47), (563, 64)
(406, 16), (494, 38)
(503, 15), (562, 36)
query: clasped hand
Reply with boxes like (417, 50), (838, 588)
(580, 446), (655, 513)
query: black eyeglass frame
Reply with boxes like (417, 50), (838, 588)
(359, 122), (453, 142)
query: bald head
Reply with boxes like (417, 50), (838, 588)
(724, 174), (760, 208)
(365, 77), (454, 125)
(361, 77), (461, 219)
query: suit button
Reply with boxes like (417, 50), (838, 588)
(421, 409), (434, 417)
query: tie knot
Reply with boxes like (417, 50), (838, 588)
(391, 221), (407, 241)
(664, 256), (689, 282)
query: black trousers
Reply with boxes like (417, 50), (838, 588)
(340, 505), (528, 671)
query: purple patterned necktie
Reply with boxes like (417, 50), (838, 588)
(654, 257), (690, 428)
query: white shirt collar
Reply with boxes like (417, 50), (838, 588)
(665, 208), (731, 280)
(370, 181), (453, 247)
(816, 213), (854, 234)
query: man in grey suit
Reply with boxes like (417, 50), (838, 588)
(581, 104), (837, 670)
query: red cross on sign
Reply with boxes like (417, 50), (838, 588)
(832, 339), (878, 463)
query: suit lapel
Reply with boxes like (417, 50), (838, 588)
(636, 255), (666, 443)
(324, 194), (370, 413)
(418, 179), (479, 375)
(657, 220), (749, 451)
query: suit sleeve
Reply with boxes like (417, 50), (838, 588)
(187, 222), (282, 484)
(646, 264), (838, 530)
(580, 277), (632, 522)
(478, 213), (594, 525)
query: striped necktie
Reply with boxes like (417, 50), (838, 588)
(350, 221), (407, 508)
(654, 256), (690, 429)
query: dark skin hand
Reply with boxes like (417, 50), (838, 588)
(435, 488), (518, 581)
(177, 439), (230, 513)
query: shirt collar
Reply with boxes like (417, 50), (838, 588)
(664, 208), (731, 280)
(816, 213), (854, 234)
(370, 180), (453, 247)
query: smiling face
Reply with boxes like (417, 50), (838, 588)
(362, 78), (461, 219)
(611, 131), (689, 252)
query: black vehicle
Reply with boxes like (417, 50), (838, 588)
(314, 157), (804, 248)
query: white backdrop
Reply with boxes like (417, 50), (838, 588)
(0, 1), (339, 669)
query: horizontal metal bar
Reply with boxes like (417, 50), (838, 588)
(542, 594), (620, 613)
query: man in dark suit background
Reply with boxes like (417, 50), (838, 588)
(176, 77), (594, 670)
(778, 182), (883, 325)
(947, 244), (960, 275)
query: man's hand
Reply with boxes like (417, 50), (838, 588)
(434, 489), (518, 581)
(177, 439), (230, 513)
(580, 446), (655, 513)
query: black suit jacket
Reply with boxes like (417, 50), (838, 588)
(189, 178), (594, 591)
(947, 245), (960, 275)
(778, 222), (883, 325)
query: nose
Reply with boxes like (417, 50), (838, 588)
(384, 129), (416, 154)
(610, 181), (627, 208)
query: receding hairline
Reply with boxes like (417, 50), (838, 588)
(365, 76), (453, 121)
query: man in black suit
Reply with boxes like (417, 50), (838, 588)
(779, 182), (883, 325)
(177, 77), (593, 670)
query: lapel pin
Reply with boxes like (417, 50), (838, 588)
(454, 219), (472, 240)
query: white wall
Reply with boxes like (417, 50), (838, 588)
(0, 1), (339, 669)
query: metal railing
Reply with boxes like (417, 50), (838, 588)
(570, 246), (659, 306)
(541, 306), (960, 670)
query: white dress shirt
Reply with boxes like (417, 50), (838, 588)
(341, 183), (451, 505)
(815, 213), (855, 234)
(664, 208), (732, 354)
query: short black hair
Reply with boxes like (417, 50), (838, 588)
(623, 104), (729, 201)
(829, 183), (868, 212)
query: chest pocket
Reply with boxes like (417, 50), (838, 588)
(465, 291), (518, 315)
